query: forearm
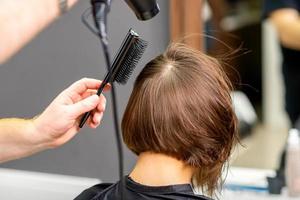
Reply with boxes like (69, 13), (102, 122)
(0, 118), (45, 163)
(270, 9), (300, 50)
(0, 78), (108, 163)
(0, 0), (78, 64)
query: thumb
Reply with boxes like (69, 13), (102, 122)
(68, 95), (99, 117)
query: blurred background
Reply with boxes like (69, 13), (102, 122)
(0, 0), (296, 199)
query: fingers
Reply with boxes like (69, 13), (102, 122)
(104, 83), (111, 92)
(68, 92), (107, 120)
(80, 92), (106, 113)
(87, 112), (104, 128)
(93, 112), (104, 124)
(87, 94), (106, 128)
(66, 78), (111, 95)
(83, 94), (106, 128)
(97, 94), (106, 112)
(68, 94), (100, 117)
(81, 89), (97, 99)
(63, 78), (109, 128)
(68, 78), (101, 94)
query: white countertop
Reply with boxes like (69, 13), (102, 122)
(0, 168), (100, 200)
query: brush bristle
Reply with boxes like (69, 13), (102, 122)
(114, 38), (148, 84)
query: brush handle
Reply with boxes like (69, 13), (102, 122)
(79, 75), (110, 128)
(79, 29), (139, 128)
(79, 112), (92, 128)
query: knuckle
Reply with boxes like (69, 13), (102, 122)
(81, 99), (94, 109)
(81, 77), (89, 82)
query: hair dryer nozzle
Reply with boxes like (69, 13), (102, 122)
(124, 0), (160, 20)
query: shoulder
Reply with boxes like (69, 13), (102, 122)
(263, 0), (300, 18)
(74, 183), (113, 200)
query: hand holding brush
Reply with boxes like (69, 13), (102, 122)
(79, 29), (148, 128)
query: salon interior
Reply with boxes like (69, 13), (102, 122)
(0, 0), (299, 199)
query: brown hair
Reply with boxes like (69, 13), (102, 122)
(122, 43), (238, 196)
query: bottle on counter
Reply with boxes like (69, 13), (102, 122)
(286, 128), (300, 197)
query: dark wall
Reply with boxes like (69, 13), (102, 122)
(0, 0), (169, 182)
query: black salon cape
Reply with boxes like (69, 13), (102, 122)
(75, 176), (212, 200)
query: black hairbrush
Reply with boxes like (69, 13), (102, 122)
(79, 29), (148, 128)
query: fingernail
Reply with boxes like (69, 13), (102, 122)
(102, 99), (106, 109)
(98, 112), (104, 123)
(91, 95), (99, 102)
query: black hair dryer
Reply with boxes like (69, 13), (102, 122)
(124, 0), (160, 20)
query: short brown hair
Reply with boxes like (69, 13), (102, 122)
(122, 43), (238, 196)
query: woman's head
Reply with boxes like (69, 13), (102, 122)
(122, 43), (238, 196)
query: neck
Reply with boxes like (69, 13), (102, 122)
(129, 152), (194, 186)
